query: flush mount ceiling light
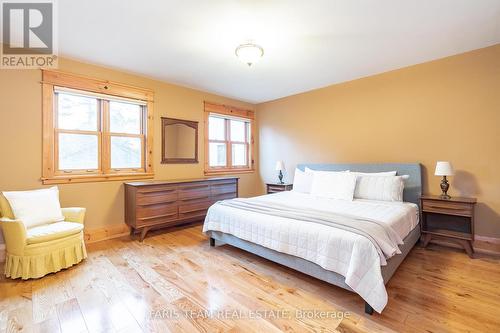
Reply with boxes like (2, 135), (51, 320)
(235, 43), (264, 66)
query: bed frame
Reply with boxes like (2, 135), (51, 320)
(207, 163), (422, 315)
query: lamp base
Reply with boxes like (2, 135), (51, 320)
(278, 170), (284, 184)
(440, 176), (451, 199)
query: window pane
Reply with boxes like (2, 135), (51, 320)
(209, 116), (225, 140)
(209, 142), (226, 167)
(109, 101), (142, 134)
(232, 144), (247, 166)
(230, 120), (246, 142)
(58, 133), (98, 170)
(57, 93), (98, 131)
(111, 136), (142, 169)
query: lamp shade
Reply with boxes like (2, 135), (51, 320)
(435, 161), (454, 176)
(275, 161), (285, 171)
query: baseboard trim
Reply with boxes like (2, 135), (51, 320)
(84, 224), (130, 244)
(429, 235), (500, 256)
(0, 244), (5, 262)
(474, 235), (500, 255)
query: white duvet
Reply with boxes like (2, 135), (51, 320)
(203, 191), (419, 313)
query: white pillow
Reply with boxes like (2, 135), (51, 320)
(350, 171), (397, 176)
(310, 171), (357, 200)
(354, 175), (407, 202)
(292, 168), (314, 193)
(3, 186), (65, 228)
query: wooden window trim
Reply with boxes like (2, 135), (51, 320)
(42, 69), (154, 184)
(204, 102), (255, 176)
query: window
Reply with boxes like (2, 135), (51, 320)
(42, 70), (154, 184)
(204, 102), (254, 174)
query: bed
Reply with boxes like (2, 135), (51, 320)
(203, 163), (422, 314)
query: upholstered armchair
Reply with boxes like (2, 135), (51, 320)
(0, 196), (87, 280)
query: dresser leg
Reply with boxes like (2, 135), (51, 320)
(139, 227), (149, 242)
(209, 237), (215, 247)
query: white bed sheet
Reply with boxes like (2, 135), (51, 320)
(203, 191), (419, 313)
(262, 191), (418, 240)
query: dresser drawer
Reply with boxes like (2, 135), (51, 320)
(136, 212), (179, 227)
(422, 200), (473, 217)
(137, 189), (177, 205)
(211, 179), (237, 186)
(178, 183), (211, 201)
(136, 202), (178, 219)
(212, 192), (237, 201)
(211, 183), (237, 196)
(136, 184), (177, 194)
(178, 200), (213, 219)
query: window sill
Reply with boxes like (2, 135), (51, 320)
(41, 172), (154, 185)
(204, 169), (254, 176)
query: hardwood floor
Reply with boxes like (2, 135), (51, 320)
(1, 223), (499, 333)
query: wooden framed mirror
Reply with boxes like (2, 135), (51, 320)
(161, 117), (198, 164)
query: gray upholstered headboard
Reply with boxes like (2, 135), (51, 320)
(296, 163), (422, 207)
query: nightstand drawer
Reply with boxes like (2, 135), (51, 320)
(268, 185), (285, 192)
(266, 183), (293, 194)
(422, 200), (473, 217)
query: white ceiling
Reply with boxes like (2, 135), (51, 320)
(57, 0), (500, 103)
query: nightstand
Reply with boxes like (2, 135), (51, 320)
(420, 195), (477, 258)
(266, 183), (293, 194)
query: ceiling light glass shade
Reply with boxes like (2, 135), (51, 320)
(235, 43), (264, 66)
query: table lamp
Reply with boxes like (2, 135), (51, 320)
(435, 161), (454, 199)
(275, 161), (285, 184)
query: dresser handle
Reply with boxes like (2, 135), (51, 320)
(138, 199), (177, 206)
(180, 207), (209, 214)
(140, 189), (176, 195)
(180, 195), (210, 201)
(138, 212), (177, 221)
(181, 185), (209, 190)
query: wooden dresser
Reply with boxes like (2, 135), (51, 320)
(125, 177), (238, 240)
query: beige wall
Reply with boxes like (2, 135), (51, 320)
(257, 44), (500, 238)
(0, 58), (259, 242)
(1, 44), (499, 241)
